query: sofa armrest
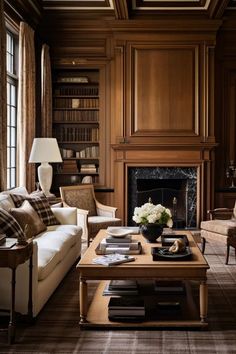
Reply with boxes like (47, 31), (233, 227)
(207, 208), (234, 220)
(51, 207), (77, 225)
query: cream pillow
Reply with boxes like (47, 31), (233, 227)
(10, 200), (47, 239)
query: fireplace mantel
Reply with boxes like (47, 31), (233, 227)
(112, 143), (217, 151)
(112, 143), (217, 227)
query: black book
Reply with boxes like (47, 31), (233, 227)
(109, 308), (145, 315)
(108, 296), (145, 310)
(108, 280), (138, 290)
(154, 280), (185, 294)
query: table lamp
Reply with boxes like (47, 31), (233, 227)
(29, 138), (62, 197)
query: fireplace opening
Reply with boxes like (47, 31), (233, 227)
(137, 178), (188, 228)
(127, 167), (197, 229)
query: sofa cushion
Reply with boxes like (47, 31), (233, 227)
(10, 194), (59, 226)
(35, 230), (78, 280)
(201, 219), (236, 237)
(0, 194), (15, 211)
(10, 200), (47, 239)
(0, 208), (26, 242)
(37, 247), (61, 281)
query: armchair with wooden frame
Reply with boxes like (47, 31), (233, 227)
(200, 206), (236, 264)
(60, 184), (122, 247)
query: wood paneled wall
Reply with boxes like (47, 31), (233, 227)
(38, 14), (236, 219)
(214, 16), (236, 207)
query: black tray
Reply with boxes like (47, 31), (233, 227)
(161, 234), (189, 246)
(151, 247), (192, 261)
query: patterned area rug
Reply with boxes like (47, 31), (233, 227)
(1, 240), (236, 354)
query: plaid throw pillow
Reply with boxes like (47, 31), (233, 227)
(10, 194), (59, 226)
(0, 208), (27, 242)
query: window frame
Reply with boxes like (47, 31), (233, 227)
(6, 29), (19, 189)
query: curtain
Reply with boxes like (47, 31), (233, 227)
(41, 44), (52, 137)
(17, 22), (36, 192)
(0, 0), (7, 191)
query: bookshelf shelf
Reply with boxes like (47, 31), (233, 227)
(53, 121), (99, 125)
(55, 172), (99, 176)
(52, 68), (101, 191)
(53, 108), (99, 111)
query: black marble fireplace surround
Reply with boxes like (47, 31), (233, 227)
(127, 167), (197, 228)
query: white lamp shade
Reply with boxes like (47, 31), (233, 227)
(29, 138), (62, 163)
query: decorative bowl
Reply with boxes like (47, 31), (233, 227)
(106, 228), (132, 238)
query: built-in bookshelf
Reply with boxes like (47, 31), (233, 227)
(52, 69), (100, 191)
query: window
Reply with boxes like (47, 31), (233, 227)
(6, 31), (18, 189)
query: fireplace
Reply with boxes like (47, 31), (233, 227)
(127, 167), (197, 228)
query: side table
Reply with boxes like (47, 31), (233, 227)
(0, 239), (33, 344)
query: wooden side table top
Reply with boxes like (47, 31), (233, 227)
(0, 239), (33, 269)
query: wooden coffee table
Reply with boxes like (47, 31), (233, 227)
(77, 230), (210, 329)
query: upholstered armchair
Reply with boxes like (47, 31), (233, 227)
(200, 206), (236, 264)
(60, 184), (122, 246)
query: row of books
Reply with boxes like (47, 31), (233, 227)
(104, 280), (186, 297)
(56, 77), (89, 83)
(54, 86), (99, 96)
(53, 110), (99, 122)
(60, 148), (74, 158)
(60, 159), (78, 173)
(76, 146), (99, 158)
(108, 295), (145, 321)
(54, 98), (99, 109)
(80, 164), (97, 173)
(59, 161), (99, 174)
(106, 280), (185, 322)
(55, 127), (99, 142)
(60, 146), (99, 159)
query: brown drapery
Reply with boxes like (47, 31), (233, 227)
(41, 44), (52, 137)
(17, 22), (36, 192)
(0, 0), (7, 191)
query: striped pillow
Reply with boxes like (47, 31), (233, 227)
(10, 194), (59, 226)
(0, 208), (27, 242)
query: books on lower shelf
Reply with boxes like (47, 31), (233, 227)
(103, 280), (139, 296)
(108, 296), (145, 321)
(154, 280), (186, 294)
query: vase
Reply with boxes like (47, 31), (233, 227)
(140, 224), (163, 243)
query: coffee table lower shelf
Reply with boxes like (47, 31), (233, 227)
(80, 281), (208, 329)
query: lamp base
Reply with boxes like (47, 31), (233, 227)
(38, 162), (53, 197)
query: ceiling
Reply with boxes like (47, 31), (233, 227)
(40, 0), (236, 19)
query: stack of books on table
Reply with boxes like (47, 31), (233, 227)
(98, 235), (141, 255)
(108, 296), (145, 322)
(103, 280), (139, 296)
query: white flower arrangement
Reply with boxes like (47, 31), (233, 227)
(132, 201), (173, 228)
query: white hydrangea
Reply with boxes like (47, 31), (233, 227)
(132, 201), (173, 227)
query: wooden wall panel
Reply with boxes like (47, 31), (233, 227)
(214, 26), (236, 206)
(133, 47), (196, 134)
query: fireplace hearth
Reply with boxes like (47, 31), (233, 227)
(128, 167), (197, 228)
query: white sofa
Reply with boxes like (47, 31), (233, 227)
(0, 187), (82, 318)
